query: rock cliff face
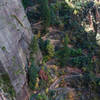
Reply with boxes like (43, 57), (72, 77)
(0, 0), (33, 99)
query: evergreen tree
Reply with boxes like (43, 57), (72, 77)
(40, 0), (51, 30)
(28, 62), (39, 90)
(57, 35), (70, 67)
(29, 35), (38, 62)
(22, 0), (33, 9)
(30, 35), (38, 54)
(46, 40), (55, 58)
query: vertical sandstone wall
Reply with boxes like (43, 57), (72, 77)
(0, 0), (33, 99)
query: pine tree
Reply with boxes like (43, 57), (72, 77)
(57, 35), (70, 67)
(29, 35), (39, 62)
(40, 0), (51, 31)
(46, 40), (55, 58)
(30, 35), (38, 54)
(28, 62), (39, 90)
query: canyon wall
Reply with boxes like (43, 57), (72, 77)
(0, 0), (33, 99)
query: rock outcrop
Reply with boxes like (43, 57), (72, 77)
(0, 0), (33, 99)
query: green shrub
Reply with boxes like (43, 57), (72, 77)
(0, 74), (16, 98)
(70, 48), (82, 57)
(70, 55), (94, 71)
(30, 92), (49, 100)
(36, 92), (49, 100)
(42, 56), (50, 63)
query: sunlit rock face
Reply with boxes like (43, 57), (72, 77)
(96, 23), (100, 45)
(96, 7), (100, 46)
(0, 0), (32, 99)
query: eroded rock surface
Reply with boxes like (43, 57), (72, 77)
(0, 0), (33, 99)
